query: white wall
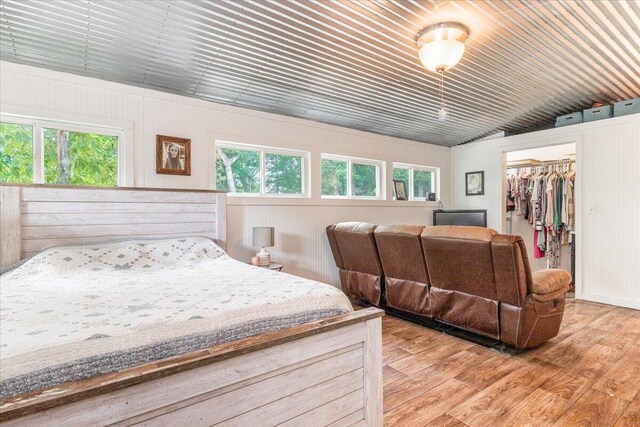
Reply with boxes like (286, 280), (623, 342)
(506, 143), (576, 163)
(0, 62), (451, 286)
(452, 115), (640, 309)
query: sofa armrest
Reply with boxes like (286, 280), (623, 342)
(531, 269), (572, 295)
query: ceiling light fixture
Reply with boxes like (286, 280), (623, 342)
(417, 22), (469, 73)
(417, 22), (469, 122)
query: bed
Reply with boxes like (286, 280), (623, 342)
(0, 184), (383, 426)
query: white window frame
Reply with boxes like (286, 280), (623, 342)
(321, 154), (384, 200)
(393, 162), (439, 200)
(0, 114), (127, 186)
(215, 141), (309, 198)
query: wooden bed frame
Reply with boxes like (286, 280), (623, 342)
(0, 184), (384, 426)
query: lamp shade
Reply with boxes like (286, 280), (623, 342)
(253, 227), (274, 248)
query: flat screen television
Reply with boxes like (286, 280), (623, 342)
(433, 209), (487, 227)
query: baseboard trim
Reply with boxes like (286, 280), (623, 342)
(578, 293), (640, 310)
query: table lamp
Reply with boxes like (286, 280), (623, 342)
(253, 227), (274, 266)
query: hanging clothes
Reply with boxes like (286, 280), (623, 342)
(534, 227), (546, 258)
(506, 161), (575, 269)
(506, 175), (516, 212)
(546, 233), (561, 268)
(554, 174), (563, 232)
(566, 170), (576, 231)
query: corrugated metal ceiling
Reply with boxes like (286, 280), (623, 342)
(1, 0), (638, 146)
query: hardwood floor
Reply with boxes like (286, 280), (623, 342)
(378, 298), (640, 426)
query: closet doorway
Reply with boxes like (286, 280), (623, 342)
(504, 143), (576, 281)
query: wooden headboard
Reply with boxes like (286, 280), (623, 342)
(0, 184), (227, 268)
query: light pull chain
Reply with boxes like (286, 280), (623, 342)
(439, 70), (445, 109)
(437, 69), (447, 121)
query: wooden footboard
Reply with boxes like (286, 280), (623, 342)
(0, 308), (384, 427)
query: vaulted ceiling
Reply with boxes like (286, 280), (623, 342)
(1, 0), (638, 146)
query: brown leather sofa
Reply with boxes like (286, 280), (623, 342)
(327, 222), (384, 306)
(374, 224), (430, 316)
(327, 223), (572, 349)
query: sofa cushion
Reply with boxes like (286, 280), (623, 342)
(421, 226), (498, 301)
(333, 222), (382, 276)
(326, 225), (344, 269)
(374, 224), (428, 284)
(491, 234), (531, 306)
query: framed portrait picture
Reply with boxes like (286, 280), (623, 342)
(156, 135), (191, 176)
(393, 179), (408, 201)
(465, 171), (484, 196)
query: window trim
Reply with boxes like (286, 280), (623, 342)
(215, 141), (309, 198)
(1, 114), (127, 186)
(321, 153), (384, 200)
(393, 162), (439, 201)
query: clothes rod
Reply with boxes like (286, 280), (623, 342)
(507, 159), (575, 168)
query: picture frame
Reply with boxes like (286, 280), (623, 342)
(393, 179), (408, 200)
(465, 171), (484, 196)
(156, 135), (191, 176)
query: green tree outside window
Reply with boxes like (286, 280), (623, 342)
(43, 129), (118, 186)
(216, 147), (261, 193)
(216, 146), (305, 195)
(352, 163), (377, 197)
(392, 167), (409, 183)
(321, 158), (347, 196)
(413, 170), (433, 199)
(265, 153), (302, 194)
(1, 123), (118, 186)
(0, 123), (33, 184)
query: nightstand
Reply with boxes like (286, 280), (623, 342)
(249, 261), (284, 271)
(263, 262), (284, 272)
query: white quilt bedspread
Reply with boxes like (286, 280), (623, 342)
(0, 237), (352, 398)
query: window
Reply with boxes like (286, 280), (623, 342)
(215, 142), (307, 196)
(265, 152), (303, 195)
(43, 129), (118, 186)
(216, 146), (261, 194)
(321, 154), (383, 199)
(0, 116), (123, 186)
(393, 163), (438, 200)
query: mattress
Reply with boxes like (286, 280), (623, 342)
(0, 237), (352, 398)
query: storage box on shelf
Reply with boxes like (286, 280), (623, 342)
(555, 111), (583, 127)
(583, 105), (612, 122)
(613, 98), (640, 117)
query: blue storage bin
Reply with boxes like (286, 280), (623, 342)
(613, 98), (640, 117)
(583, 105), (612, 122)
(555, 112), (582, 127)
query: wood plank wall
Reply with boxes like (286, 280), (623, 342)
(0, 185), (226, 267)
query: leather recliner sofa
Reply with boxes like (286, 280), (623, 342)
(374, 224), (430, 316)
(326, 222), (384, 306)
(327, 222), (572, 349)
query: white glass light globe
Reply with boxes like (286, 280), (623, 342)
(418, 39), (465, 72)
